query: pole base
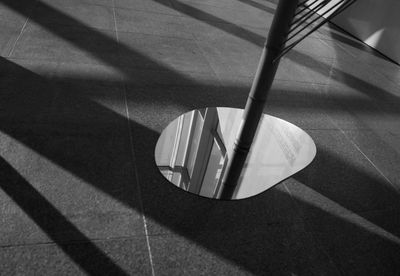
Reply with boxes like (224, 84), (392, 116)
(154, 107), (316, 200)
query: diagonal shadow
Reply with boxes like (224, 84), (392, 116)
(323, 24), (379, 52)
(237, 0), (276, 13)
(0, 155), (129, 275)
(130, 113), (400, 274)
(3, 46), (398, 276)
(287, 179), (400, 275)
(1, 0), (192, 87)
(289, 50), (400, 105)
(1, 0), (400, 274)
(163, 0), (400, 107)
(164, 0), (266, 45)
(290, 147), (400, 274)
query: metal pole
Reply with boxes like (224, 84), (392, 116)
(220, 0), (299, 199)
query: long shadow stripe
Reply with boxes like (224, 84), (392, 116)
(0, 156), (129, 276)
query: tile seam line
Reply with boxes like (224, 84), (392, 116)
(123, 82), (156, 276)
(337, 126), (395, 187)
(113, 5), (181, 18)
(0, 234), (152, 250)
(16, 21), (202, 43)
(8, 17), (30, 57)
(112, 1), (155, 275)
(116, 30), (196, 41)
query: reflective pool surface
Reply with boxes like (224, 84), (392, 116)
(155, 107), (316, 200)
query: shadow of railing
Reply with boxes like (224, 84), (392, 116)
(165, 0), (266, 44)
(164, 0), (400, 107)
(0, 154), (129, 275)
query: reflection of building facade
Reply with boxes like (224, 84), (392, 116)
(156, 108), (228, 198)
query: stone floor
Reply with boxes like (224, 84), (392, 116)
(1, 0), (400, 275)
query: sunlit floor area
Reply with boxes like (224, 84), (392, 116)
(1, 0), (400, 275)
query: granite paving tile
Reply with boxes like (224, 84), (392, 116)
(0, 207), (145, 247)
(360, 209), (400, 238)
(301, 208), (400, 276)
(178, 15), (267, 45)
(125, 84), (248, 129)
(266, 79), (334, 131)
(319, 29), (370, 53)
(148, 223), (341, 275)
(268, 80), (325, 104)
(10, 23), (119, 66)
(139, 175), (303, 236)
(321, 80), (400, 132)
(0, 126), (145, 245)
(2, 57), (58, 78)
(170, 0), (274, 29)
(0, 56), (145, 245)
(122, 66), (220, 88)
(215, 75), (254, 88)
(40, 0), (113, 8)
(47, 81), (127, 126)
(293, 36), (340, 59)
(189, 24), (331, 83)
(31, 2), (115, 30)
(370, 61), (400, 87)
(190, 38), (262, 79)
(0, 1), (36, 23)
(315, 23), (355, 42)
(51, 59), (125, 85)
(288, 130), (400, 219)
(114, 8), (193, 39)
(342, 129), (400, 190)
(176, 0), (276, 13)
(117, 32), (213, 74)
(279, 52), (333, 84)
(0, 57), (59, 124)
(331, 57), (400, 99)
(264, 101), (335, 130)
(334, 37), (394, 67)
(0, 18), (25, 57)
(317, 90), (364, 131)
(0, 1), (32, 56)
(0, 237), (152, 275)
(0, 57), (126, 127)
(115, 0), (180, 15)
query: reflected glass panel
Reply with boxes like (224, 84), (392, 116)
(155, 107), (316, 200)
